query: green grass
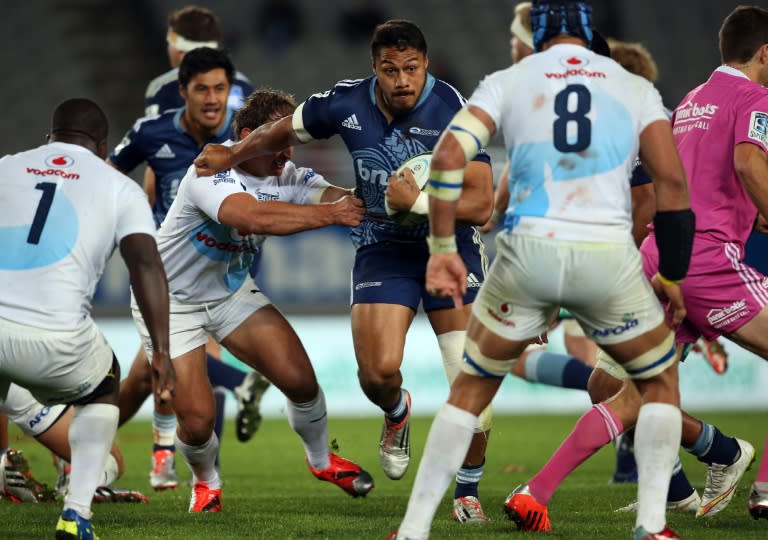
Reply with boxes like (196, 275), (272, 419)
(2, 412), (766, 539)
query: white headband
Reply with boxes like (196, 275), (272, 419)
(167, 31), (219, 53)
(510, 16), (533, 48)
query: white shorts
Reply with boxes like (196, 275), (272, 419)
(473, 233), (665, 345)
(132, 276), (271, 359)
(0, 317), (114, 406)
(1, 383), (67, 436)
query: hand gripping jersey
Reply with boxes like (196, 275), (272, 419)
(0, 142), (155, 330)
(293, 74), (491, 248)
(144, 68), (254, 116)
(109, 107), (233, 227)
(671, 66), (768, 246)
(468, 43), (668, 242)
(156, 153), (330, 303)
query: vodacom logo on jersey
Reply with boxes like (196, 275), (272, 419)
(546, 55), (606, 79)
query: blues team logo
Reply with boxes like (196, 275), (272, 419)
(749, 111), (768, 146)
(45, 154), (75, 168)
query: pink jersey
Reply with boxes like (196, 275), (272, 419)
(671, 66), (768, 246)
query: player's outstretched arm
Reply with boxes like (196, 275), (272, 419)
(195, 115), (303, 176)
(120, 233), (175, 405)
(217, 192), (365, 236)
(456, 159), (493, 226)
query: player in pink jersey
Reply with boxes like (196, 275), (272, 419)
(640, 5), (768, 522)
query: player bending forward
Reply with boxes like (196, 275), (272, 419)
(132, 89), (373, 512)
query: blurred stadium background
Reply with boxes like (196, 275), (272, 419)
(2, 0), (766, 418)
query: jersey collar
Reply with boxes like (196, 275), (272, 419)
(715, 65), (750, 80)
(368, 73), (436, 113)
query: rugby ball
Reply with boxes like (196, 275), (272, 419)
(385, 152), (432, 226)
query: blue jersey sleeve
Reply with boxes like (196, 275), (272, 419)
(299, 88), (343, 140)
(109, 124), (150, 174)
(630, 160), (652, 187)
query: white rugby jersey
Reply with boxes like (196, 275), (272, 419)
(469, 43), (667, 242)
(0, 142), (155, 330)
(156, 154), (331, 302)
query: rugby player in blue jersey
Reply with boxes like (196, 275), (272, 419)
(195, 19), (497, 523)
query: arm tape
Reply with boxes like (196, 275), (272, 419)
(426, 169), (464, 201)
(653, 209), (695, 282)
(447, 107), (491, 163)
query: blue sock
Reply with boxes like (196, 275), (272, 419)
(684, 421), (739, 465)
(206, 354), (246, 391)
(613, 432), (637, 482)
(667, 456), (696, 502)
(382, 390), (408, 425)
(524, 351), (592, 390)
(213, 388), (226, 468)
(454, 460), (484, 499)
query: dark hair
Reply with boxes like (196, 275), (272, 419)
(51, 98), (108, 143)
(531, 1), (593, 51)
(370, 19), (427, 58)
(232, 89), (296, 138)
(168, 5), (221, 42)
(719, 5), (768, 64)
(178, 47), (234, 88)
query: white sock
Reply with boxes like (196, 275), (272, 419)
(398, 403), (477, 540)
(64, 404), (118, 519)
(175, 433), (221, 489)
(100, 454), (120, 486)
(153, 412), (176, 447)
(287, 389), (330, 470)
(634, 402), (681, 532)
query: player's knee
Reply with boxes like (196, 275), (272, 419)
(175, 407), (215, 444)
(460, 337), (516, 379)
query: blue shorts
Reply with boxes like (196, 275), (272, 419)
(351, 229), (487, 312)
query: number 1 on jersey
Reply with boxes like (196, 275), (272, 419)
(553, 84), (592, 153)
(27, 182), (56, 244)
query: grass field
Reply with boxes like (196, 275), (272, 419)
(2, 412), (765, 539)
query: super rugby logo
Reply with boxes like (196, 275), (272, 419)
(45, 154), (75, 168)
(748, 111), (768, 146)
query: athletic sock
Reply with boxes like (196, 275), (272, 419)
(398, 403), (476, 540)
(175, 432), (220, 489)
(634, 403), (681, 534)
(205, 354), (245, 390)
(101, 454), (120, 487)
(454, 460), (484, 499)
(757, 434), (768, 484)
(523, 350), (592, 390)
(667, 456), (696, 502)
(286, 389), (330, 470)
(152, 412), (176, 452)
(65, 404), (119, 520)
(528, 403), (622, 504)
(684, 421), (739, 465)
(383, 389), (409, 425)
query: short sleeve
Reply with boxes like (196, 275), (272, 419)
(109, 123), (149, 174)
(467, 73), (505, 131)
(637, 81), (670, 133)
(185, 168), (245, 224)
(735, 96), (768, 153)
(293, 88), (338, 142)
(281, 162), (332, 204)
(114, 178), (156, 244)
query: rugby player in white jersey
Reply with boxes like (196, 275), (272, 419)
(131, 89), (373, 513)
(391, 1), (695, 538)
(0, 98), (173, 539)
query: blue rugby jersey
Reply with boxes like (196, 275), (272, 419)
(144, 68), (254, 116)
(109, 107), (233, 227)
(294, 74), (491, 248)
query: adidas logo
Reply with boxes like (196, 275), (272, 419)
(341, 114), (362, 131)
(154, 144), (176, 159)
(467, 273), (482, 288)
